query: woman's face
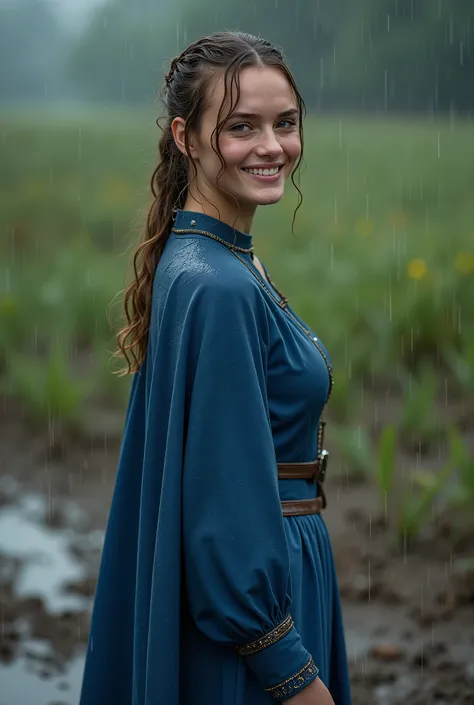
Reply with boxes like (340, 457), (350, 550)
(174, 65), (302, 224)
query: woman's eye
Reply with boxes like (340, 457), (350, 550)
(277, 119), (297, 129)
(229, 123), (251, 133)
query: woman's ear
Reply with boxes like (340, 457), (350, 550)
(171, 117), (198, 159)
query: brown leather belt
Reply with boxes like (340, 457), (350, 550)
(277, 452), (328, 517)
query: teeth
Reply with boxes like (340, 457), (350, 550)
(244, 167), (280, 176)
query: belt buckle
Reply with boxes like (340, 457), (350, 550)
(317, 449), (329, 483)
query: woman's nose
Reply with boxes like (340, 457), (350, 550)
(255, 129), (284, 158)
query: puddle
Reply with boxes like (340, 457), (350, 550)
(0, 641), (85, 705)
(0, 492), (91, 704)
(0, 494), (88, 613)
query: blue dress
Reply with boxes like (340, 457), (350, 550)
(79, 210), (352, 704)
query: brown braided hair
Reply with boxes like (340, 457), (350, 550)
(115, 31), (306, 374)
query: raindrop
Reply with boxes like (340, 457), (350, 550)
(368, 559), (371, 602)
(388, 282), (392, 323)
(346, 147), (351, 195)
(77, 127), (82, 165)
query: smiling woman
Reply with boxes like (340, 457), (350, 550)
(171, 74), (302, 229)
(79, 31), (352, 705)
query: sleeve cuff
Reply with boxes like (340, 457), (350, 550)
(266, 657), (319, 701)
(237, 616), (319, 698)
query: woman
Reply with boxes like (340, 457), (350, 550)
(80, 31), (352, 705)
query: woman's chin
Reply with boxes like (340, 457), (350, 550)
(253, 188), (285, 206)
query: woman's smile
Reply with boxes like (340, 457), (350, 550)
(240, 163), (285, 181)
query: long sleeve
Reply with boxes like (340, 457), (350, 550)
(181, 275), (318, 699)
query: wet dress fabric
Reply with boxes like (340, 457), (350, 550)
(79, 210), (352, 704)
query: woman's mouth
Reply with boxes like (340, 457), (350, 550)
(241, 165), (284, 181)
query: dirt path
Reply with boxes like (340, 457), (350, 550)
(1, 413), (473, 705)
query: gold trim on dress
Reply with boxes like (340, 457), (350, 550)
(236, 614), (294, 657)
(264, 657), (319, 700)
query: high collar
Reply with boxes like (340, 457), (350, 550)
(173, 210), (253, 251)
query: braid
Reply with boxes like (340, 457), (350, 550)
(164, 52), (187, 88)
(164, 55), (180, 87)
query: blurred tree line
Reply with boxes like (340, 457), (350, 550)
(1, 0), (473, 113)
(0, 0), (70, 103)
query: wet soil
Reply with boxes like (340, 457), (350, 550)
(0, 407), (473, 705)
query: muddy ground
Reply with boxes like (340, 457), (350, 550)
(0, 405), (473, 705)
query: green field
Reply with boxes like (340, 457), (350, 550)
(1, 107), (473, 537)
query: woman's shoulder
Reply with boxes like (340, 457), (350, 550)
(157, 235), (263, 305)
(151, 236), (272, 344)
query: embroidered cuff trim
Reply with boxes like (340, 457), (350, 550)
(264, 657), (319, 700)
(236, 614), (294, 657)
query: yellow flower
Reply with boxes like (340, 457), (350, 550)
(453, 252), (474, 275)
(407, 258), (427, 279)
(355, 218), (374, 237)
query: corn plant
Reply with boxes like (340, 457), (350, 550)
(327, 424), (373, 480)
(6, 348), (91, 432)
(445, 426), (474, 510)
(374, 424), (397, 520)
(443, 344), (474, 397)
(398, 365), (441, 451)
(373, 424), (454, 543)
(398, 461), (454, 544)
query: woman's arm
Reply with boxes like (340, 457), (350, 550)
(181, 276), (320, 701)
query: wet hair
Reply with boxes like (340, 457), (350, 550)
(115, 30), (306, 374)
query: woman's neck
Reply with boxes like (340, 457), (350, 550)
(182, 194), (255, 234)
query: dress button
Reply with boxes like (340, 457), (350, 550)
(190, 220), (196, 226)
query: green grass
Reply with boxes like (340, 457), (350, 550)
(1, 107), (473, 467)
(1, 105), (473, 541)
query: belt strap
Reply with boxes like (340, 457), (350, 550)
(277, 454), (328, 513)
(277, 458), (321, 480)
(280, 497), (323, 516)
